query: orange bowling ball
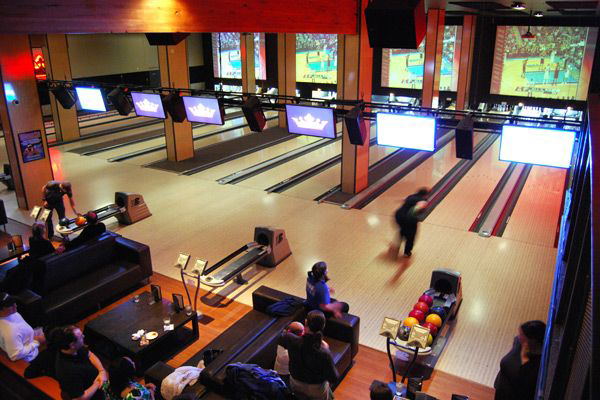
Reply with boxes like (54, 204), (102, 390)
(403, 317), (419, 328)
(75, 216), (86, 226)
(425, 313), (443, 328)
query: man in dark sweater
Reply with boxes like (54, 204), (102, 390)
(54, 326), (106, 400)
(393, 188), (429, 257)
(279, 310), (338, 399)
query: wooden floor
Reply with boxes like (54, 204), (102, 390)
(0, 113), (564, 389)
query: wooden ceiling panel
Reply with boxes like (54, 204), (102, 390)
(0, 0), (360, 34)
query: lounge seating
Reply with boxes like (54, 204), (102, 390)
(146, 285), (360, 399)
(17, 231), (152, 326)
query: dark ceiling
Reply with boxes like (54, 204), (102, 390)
(433, 0), (600, 17)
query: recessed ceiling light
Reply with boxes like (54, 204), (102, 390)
(511, 2), (526, 10)
(533, 11), (543, 17)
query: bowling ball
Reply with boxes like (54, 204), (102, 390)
(414, 301), (429, 314)
(75, 216), (86, 226)
(426, 313), (443, 328)
(419, 294), (433, 307)
(398, 325), (411, 341)
(403, 317), (419, 329)
(409, 309), (425, 323)
(430, 306), (447, 321)
(422, 322), (438, 336)
(59, 217), (70, 227)
(426, 334), (433, 347)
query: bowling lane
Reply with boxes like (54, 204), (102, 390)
(116, 111), (280, 167)
(501, 165), (566, 247)
(89, 110), (271, 162)
(283, 128), (396, 201)
(220, 122), (345, 187)
(425, 136), (509, 231)
(364, 132), (488, 216)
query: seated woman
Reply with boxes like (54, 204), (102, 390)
(305, 261), (349, 319)
(28, 222), (56, 259)
(494, 320), (546, 400)
(279, 310), (338, 400)
(103, 356), (155, 400)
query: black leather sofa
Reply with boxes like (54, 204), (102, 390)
(146, 285), (360, 399)
(17, 231), (152, 326)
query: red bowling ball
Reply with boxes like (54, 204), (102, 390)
(423, 322), (438, 337)
(409, 309), (425, 323)
(419, 294), (433, 307)
(414, 301), (429, 314)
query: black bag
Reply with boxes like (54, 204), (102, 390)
(203, 349), (223, 365)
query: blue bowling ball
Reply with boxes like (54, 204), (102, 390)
(430, 306), (447, 321)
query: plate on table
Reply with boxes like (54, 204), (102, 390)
(145, 331), (159, 340)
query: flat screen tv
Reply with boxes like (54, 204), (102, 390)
(499, 125), (575, 168)
(376, 113), (435, 151)
(285, 104), (336, 139)
(75, 87), (107, 112)
(131, 92), (166, 119)
(182, 96), (225, 125)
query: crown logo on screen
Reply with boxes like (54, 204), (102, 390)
(291, 113), (328, 131)
(188, 103), (216, 118)
(135, 98), (160, 113)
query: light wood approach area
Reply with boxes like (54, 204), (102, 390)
(0, 117), (562, 391)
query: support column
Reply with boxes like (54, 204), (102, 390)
(45, 34), (80, 142)
(422, 9), (445, 108)
(277, 33), (295, 128)
(0, 35), (54, 209)
(158, 39), (194, 162)
(338, 0), (373, 194)
(455, 16), (477, 111)
(241, 33), (256, 94)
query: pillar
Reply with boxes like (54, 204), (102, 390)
(158, 39), (194, 161)
(455, 16), (477, 110)
(0, 35), (54, 209)
(337, 0), (373, 194)
(241, 33), (256, 94)
(422, 9), (445, 108)
(45, 34), (80, 142)
(277, 33), (295, 128)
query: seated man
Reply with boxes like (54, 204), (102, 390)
(64, 211), (106, 251)
(55, 325), (106, 400)
(0, 292), (44, 362)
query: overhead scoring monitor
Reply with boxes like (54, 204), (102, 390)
(376, 112), (436, 151)
(285, 104), (336, 139)
(131, 92), (166, 119)
(499, 125), (576, 168)
(75, 87), (107, 112)
(182, 96), (225, 125)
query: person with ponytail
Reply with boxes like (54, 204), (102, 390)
(305, 261), (349, 319)
(279, 310), (338, 399)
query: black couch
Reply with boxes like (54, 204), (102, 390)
(17, 231), (152, 326)
(146, 285), (360, 399)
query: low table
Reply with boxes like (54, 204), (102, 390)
(84, 291), (199, 371)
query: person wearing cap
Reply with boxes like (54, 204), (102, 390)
(279, 310), (338, 400)
(0, 292), (44, 362)
(305, 261), (349, 319)
(64, 211), (106, 251)
(494, 320), (546, 400)
(42, 180), (77, 239)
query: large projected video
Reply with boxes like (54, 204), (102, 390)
(490, 26), (598, 100)
(296, 34), (338, 84)
(500, 125), (575, 168)
(381, 26), (461, 91)
(212, 33), (267, 81)
(377, 113), (436, 151)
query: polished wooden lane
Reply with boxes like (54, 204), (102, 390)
(425, 138), (509, 231)
(364, 132), (488, 216)
(501, 165), (566, 247)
